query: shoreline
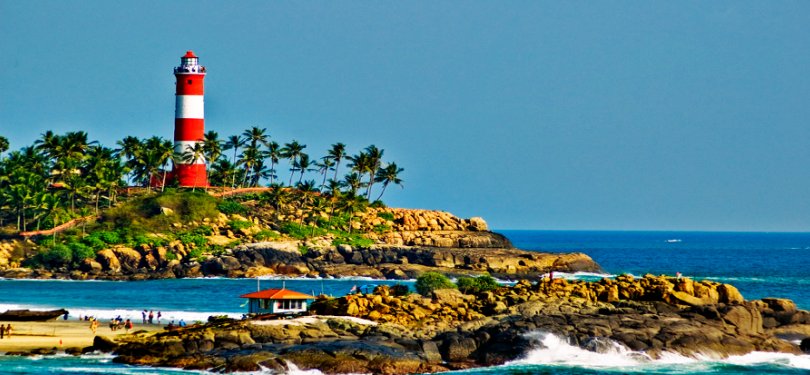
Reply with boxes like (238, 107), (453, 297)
(0, 320), (164, 354)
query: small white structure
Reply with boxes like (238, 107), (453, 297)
(240, 288), (316, 315)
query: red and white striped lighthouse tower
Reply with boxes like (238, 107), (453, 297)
(172, 50), (208, 187)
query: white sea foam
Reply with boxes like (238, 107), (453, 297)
(544, 271), (616, 280)
(284, 361), (326, 374)
(0, 303), (241, 322)
(505, 331), (810, 371)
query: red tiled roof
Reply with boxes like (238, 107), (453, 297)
(240, 288), (315, 300)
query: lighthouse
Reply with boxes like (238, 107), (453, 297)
(172, 50), (208, 187)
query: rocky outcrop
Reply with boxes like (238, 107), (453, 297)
(0, 240), (600, 281)
(108, 277), (810, 374)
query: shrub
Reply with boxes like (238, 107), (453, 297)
(372, 224), (391, 234)
(217, 200), (247, 215)
(82, 235), (107, 251)
(456, 275), (500, 294)
(40, 244), (73, 266)
(415, 272), (455, 295)
(68, 242), (96, 263)
(332, 233), (374, 249)
(279, 222), (327, 239)
(228, 220), (253, 232)
(187, 247), (204, 261)
(192, 225), (213, 236)
(254, 230), (279, 241)
(178, 232), (207, 249)
(165, 251), (178, 261)
(97, 230), (121, 245)
(377, 212), (395, 221)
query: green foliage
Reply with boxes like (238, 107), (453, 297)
(68, 242), (95, 263)
(187, 247), (204, 261)
(456, 275), (500, 294)
(369, 200), (386, 208)
(39, 244), (73, 267)
(376, 212), (395, 221)
(217, 200), (247, 215)
(332, 233), (374, 249)
(228, 220), (253, 232)
(81, 234), (107, 250)
(191, 225), (213, 236)
(178, 232), (207, 249)
(97, 230), (122, 245)
(298, 244), (309, 256)
(165, 251), (178, 261)
(154, 191), (220, 222)
(254, 229), (279, 241)
(279, 222), (327, 239)
(415, 272), (456, 295)
(372, 224), (391, 234)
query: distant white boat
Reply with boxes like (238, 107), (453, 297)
(666, 239), (682, 243)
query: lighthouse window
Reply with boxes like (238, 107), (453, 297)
(187, 79), (192, 85)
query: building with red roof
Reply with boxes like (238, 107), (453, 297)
(240, 288), (316, 315)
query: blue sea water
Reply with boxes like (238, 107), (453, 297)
(0, 230), (808, 374)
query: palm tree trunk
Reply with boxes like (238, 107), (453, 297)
(376, 183), (388, 201)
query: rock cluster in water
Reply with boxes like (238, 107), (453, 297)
(98, 275), (810, 374)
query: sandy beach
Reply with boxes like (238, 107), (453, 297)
(0, 320), (164, 353)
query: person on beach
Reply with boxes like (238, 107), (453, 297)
(0, 324), (4, 339)
(178, 319), (186, 327)
(148, 310), (154, 324)
(124, 319), (133, 333)
(90, 320), (98, 334)
(157, 311), (162, 324)
(142, 310), (147, 324)
(5, 324), (12, 338)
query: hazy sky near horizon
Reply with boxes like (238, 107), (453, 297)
(2, 1), (809, 231)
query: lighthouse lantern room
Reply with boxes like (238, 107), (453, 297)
(172, 50), (208, 187)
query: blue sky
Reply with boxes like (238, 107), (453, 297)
(2, 1), (809, 231)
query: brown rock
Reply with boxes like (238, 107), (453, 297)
(717, 284), (745, 305)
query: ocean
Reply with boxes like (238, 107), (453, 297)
(0, 230), (808, 374)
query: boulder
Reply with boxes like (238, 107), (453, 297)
(722, 304), (763, 334)
(92, 335), (118, 352)
(717, 284), (744, 305)
(112, 247), (142, 272)
(801, 338), (810, 354)
(96, 250), (121, 272)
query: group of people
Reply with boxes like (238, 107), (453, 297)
(107, 316), (134, 332)
(0, 324), (12, 339)
(142, 310), (161, 325)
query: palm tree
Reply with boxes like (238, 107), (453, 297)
(327, 143), (346, 181)
(281, 141), (306, 186)
(266, 141), (280, 185)
(341, 172), (364, 195)
(203, 131), (223, 166)
(243, 126), (270, 150)
(374, 162), (404, 201)
(347, 152), (370, 186)
(0, 136), (9, 155)
(144, 137), (175, 192)
(363, 145), (384, 199)
(313, 156), (335, 191)
(181, 143), (207, 191)
(237, 145), (263, 187)
(335, 192), (369, 234)
(209, 159), (239, 187)
(295, 153), (311, 184)
(223, 135), (245, 165)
